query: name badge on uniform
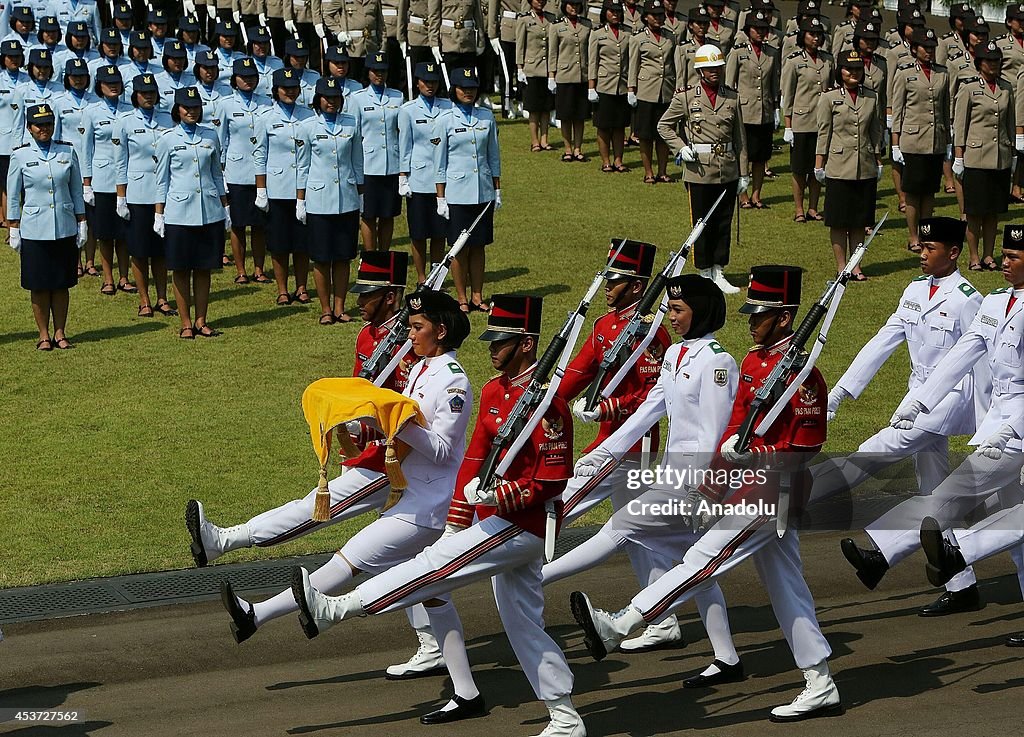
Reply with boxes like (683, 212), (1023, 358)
(972, 90), (983, 96)
(134, 129), (145, 133)
(981, 315), (999, 328)
(0, 90), (9, 94)
(233, 112), (244, 116)
(272, 123), (284, 129)
(902, 299), (922, 312)
(98, 120), (110, 125)
(416, 119), (427, 124)
(363, 106), (374, 111)
(907, 76), (917, 81)
(455, 127), (466, 132)
(25, 160), (38, 166)
(316, 134), (327, 139)
(174, 145), (186, 151)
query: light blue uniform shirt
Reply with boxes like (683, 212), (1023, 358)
(218, 89), (271, 185)
(154, 69), (198, 112)
(337, 77), (363, 112)
(253, 100), (314, 200)
(53, 46), (99, 72)
(295, 67), (320, 108)
(12, 79), (64, 145)
(6, 138), (85, 240)
(87, 55), (127, 78)
(1, 29), (38, 50)
(182, 42), (210, 66)
(435, 103), (500, 205)
(113, 106), (172, 204)
(250, 55), (284, 96)
(0, 67), (27, 156)
(351, 84), (402, 176)
(119, 59), (160, 103)
(155, 122), (227, 226)
(49, 0), (101, 42)
(53, 87), (98, 158)
(80, 97), (132, 192)
(195, 80), (231, 111)
(398, 94), (452, 194)
(213, 47), (244, 76)
(295, 111), (363, 215)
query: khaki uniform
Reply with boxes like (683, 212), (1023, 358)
(382, 0), (401, 38)
(953, 76), (1015, 171)
(781, 48), (833, 132)
(516, 11), (555, 76)
(725, 40), (780, 126)
(883, 27), (902, 49)
(831, 18), (853, 54)
(657, 83), (747, 182)
(936, 29), (967, 67)
(428, 0), (485, 54)
(883, 40), (912, 109)
(397, 0), (433, 46)
(313, 0), (385, 57)
(674, 38), (701, 91)
(891, 61), (951, 156)
(588, 23), (629, 94)
(996, 33), (1024, 86)
(705, 16), (736, 54)
(488, 0), (527, 43)
(622, 4), (642, 33)
(628, 26), (676, 102)
(548, 17), (591, 83)
(735, 8), (782, 48)
(783, 15), (831, 55)
(947, 49), (977, 122)
(816, 84), (883, 180)
(860, 52), (887, 119)
(662, 11), (687, 44)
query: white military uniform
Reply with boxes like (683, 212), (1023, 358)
(811, 271), (986, 594)
(867, 286), (1024, 585)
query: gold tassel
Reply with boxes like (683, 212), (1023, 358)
(312, 466), (331, 522)
(336, 425), (361, 459)
(381, 441), (407, 512)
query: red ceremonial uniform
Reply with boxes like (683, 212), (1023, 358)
(352, 315), (418, 393)
(557, 302), (672, 453)
(448, 366), (575, 538)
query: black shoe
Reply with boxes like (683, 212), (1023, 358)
(185, 500), (207, 567)
(1005, 632), (1024, 647)
(291, 566), (321, 640)
(420, 694), (487, 724)
(683, 659), (745, 689)
(920, 516), (968, 587)
(919, 585), (981, 617)
(840, 538), (889, 590)
(220, 581), (257, 643)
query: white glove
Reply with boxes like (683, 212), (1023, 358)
(516, 68), (527, 84)
(891, 145), (904, 165)
(436, 196), (449, 218)
(441, 523), (462, 541)
(826, 387), (850, 423)
(720, 434), (753, 465)
(571, 397), (601, 423)
(490, 37), (502, 57)
(183, 0), (196, 15)
(8, 226), (20, 253)
(813, 167), (826, 183)
(431, 46), (443, 64)
(463, 477), (497, 506)
(886, 113), (893, 130)
(285, 20), (298, 35)
(77, 220), (88, 249)
(738, 175), (750, 193)
(587, 88), (598, 103)
(891, 399), (926, 430)
(153, 212), (165, 237)
(494, 189), (502, 211)
(205, 3), (216, 19)
(115, 195), (130, 220)
(295, 198), (307, 224)
(254, 187), (269, 211)
(314, 23), (327, 40)
(397, 174), (412, 197)
(547, 77), (557, 93)
(979, 423), (1018, 460)
(783, 127), (794, 145)
(232, 10), (241, 23)
(773, 109), (780, 130)
(676, 145), (697, 164)
(83, 184), (95, 206)
(876, 163), (884, 181)
(573, 448), (613, 477)
(627, 91), (638, 107)
(223, 209), (232, 232)
(952, 157), (965, 178)
(400, 40), (409, 58)
(258, 12), (267, 26)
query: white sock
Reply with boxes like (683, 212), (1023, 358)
(541, 529), (623, 586)
(252, 555), (352, 626)
(695, 584), (739, 667)
(425, 600), (479, 701)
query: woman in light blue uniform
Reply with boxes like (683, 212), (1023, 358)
(154, 86), (230, 339)
(114, 73), (176, 318)
(14, 49), (63, 144)
(177, 16), (209, 65)
(211, 21), (244, 76)
(88, 28), (125, 78)
(49, 0), (101, 43)
(296, 76), (364, 325)
(82, 64), (132, 296)
(7, 103), (87, 350)
(435, 67), (501, 313)
(0, 40), (27, 231)
(146, 9), (171, 58)
(55, 58), (97, 278)
(246, 25), (282, 97)
(53, 21), (98, 72)
(192, 50), (231, 110)
(352, 51), (402, 251)
(324, 46), (364, 105)
(4, 7), (35, 48)
(399, 61), (451, 285)
(254, 67), (314, 306)
(111, 3), (132, 48)
(283, 38), (320, 107)
(154, 39), (197, 112)
(220, 56), (272, 285)
(121, 31), (160, 102)
(34, 15), (66, 58)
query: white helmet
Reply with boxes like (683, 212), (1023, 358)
(693, 43), (725, 69)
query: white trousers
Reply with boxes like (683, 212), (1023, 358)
(630, 513), (832, 670)
(937, 501), (1024, 596)
(809, 427), (977, 591)
(246, 467), (391, 547)
(356, 516), (574, 701)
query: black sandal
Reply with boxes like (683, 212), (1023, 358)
(252, 272), (273, 284)
(983, 258), (999, 271)
(319, 313), (336, 325)
(54, 337), (74, 350)
(968, 262), (983, 271)
(84, 265), (101, 277)
(179, 327), (195, 340)
(561, 153), (574, 162)
(155, 301), (178, 316)
(100, 283), (116, 296)
(138, 304), (154, 318)
(234, 274), (251, 285)
(334, 312), (353, 324)
(36, 338), (53, 351)
(276, 292), (292, 306)
(293, 290), (312, 304)
(195, 324), (221, 338)
(117, 279), (138, 294)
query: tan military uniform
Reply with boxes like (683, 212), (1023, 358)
(381, 0), (401, 39)
(953, 76), (1015, 171)
(722, 2), (737, 25)
(313, 0), (384, 57)
(891, 61), (951, 156)
(705, 16), (736, 53)
(883, 40), (911, 108)
(238, 0), (262, 15)
(289, 0), (316, 24)
(488, 0), (527, 43)
(883, 26), (902, 50)
(831, 18), (853, 55)
(429, 0), (485, 54)
(206, 0), (240, 17)
(781, 48), (833, 132)
(657, 82), (747, 182)
(725, 39), (779, 126)
(996, 33), (1024, 85)
(516, 10), (555, 76)
(860, 51), (887, 119)
(783, 14), (831, 54)
(816, 84), (883, 180)
(586, 3), (602, 27)
(662, 11), (687, 44)
(674, 38), (701, 90)
(398, 0), (433, 46)
(622, 4), (642, 33)
(947, 49), (977, 122)
(936, 29), (967, 67)
(547, 17), (591, 83)
(588, 23), (629, 94)
(735, 8), (781, 48)
(628, 26), (676, 102)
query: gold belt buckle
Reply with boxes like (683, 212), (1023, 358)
(711, 143), (725, 155)
(454, 20), (464, 29)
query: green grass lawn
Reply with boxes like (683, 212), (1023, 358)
(0, 117), (1013, 588)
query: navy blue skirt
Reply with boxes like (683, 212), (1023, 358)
(266, 198), (308, 255)
(227, 183), (267, 228)
(307, 210), (360, 263)
(407, 191), (446, 241)
(21, 236), (78, 291)
(446, 202), (494, 248)
(126, 204), (165, 259)
(362, 174), (402, 219)
(88, 191), (128, 241)
(165, 222), (223, 271)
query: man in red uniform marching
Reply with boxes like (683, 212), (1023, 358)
(569, 266), (844, 724)
(350, 250), (417, 394)
(292, 295), (589, 737)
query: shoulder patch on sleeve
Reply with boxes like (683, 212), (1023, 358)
(447, 362), (464, 374)
(897, 61), (915, 71)
(911, 274), (928, 282)
(708, 341), (726, 354)
(448, 394), (465, 413)
(713, 367), (728, 386)
(991, 287), (1010, 295)
(958, 283), (977, 298)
